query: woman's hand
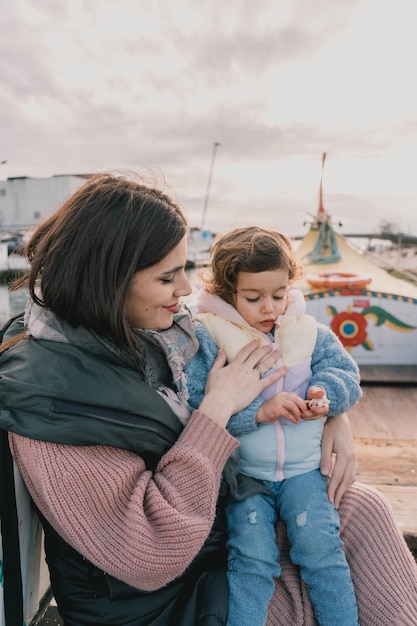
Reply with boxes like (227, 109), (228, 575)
(256, 392), (306, 424)
(320, 412), (356, 509)
(199, 341), (287, 428)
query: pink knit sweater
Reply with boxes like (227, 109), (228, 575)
(10, 410), (417, 626)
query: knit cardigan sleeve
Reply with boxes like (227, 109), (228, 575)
(9, 410), (238, 592)
(309, 323), (362, 415)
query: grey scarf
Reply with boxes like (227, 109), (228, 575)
(25, 302), (199, 424)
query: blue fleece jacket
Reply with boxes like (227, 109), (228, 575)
(185, 321), (361, 481)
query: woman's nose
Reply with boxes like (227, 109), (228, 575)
(176, 273), (192, 297)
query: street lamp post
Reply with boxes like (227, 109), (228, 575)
(201, 142), (220, 231)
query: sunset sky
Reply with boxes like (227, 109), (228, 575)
(2, 0), (417, 236)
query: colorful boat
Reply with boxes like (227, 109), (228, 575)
(295, 155), (417, 366)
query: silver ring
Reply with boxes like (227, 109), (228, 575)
(255, 365), (265, 378)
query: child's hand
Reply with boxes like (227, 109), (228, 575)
(302, 386), (330, 420)
(256, 392), (308, 425)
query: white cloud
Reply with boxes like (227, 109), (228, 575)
(1, 0), (417, 235)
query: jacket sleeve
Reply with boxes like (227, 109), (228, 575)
(10, 410), (238, 593)
(309, 323), (362, 415)
(185, 321), (218, 409)
(185, 322), (263, 436)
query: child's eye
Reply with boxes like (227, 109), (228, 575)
(273, 296), (284, 301)
(246, 297), (260, 303)
(161, 277), (174, 284)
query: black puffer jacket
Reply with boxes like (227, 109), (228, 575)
(40, 503), (228, 626)
(0, 315), (229, 625)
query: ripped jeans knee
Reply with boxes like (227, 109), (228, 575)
(225, 492), (281, 578)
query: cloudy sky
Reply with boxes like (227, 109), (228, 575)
(2, 0), (417, 237)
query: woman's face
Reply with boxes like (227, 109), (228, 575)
(125, 236), (192, 331)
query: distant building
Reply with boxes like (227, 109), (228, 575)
(0, 174), (93, 229)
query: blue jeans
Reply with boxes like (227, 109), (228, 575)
(225, 469), (359, 626)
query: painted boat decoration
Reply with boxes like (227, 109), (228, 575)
(306, 272), (373, 290)
(295, 154), (417, 366)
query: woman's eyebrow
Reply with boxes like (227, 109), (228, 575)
(160, 264), (184, 276)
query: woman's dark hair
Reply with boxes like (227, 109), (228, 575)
(11, 173), (188, 354)
(205, 225), (303, 305)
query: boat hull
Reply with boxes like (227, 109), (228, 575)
(304, 288), (417, 365)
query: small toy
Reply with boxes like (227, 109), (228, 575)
(306, 396), (330, 409)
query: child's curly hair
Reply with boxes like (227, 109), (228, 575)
(204, 225), (303, 306)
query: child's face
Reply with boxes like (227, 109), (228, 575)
(235, 269), (289, 334)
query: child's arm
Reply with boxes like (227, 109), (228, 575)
(308, 324), (362, 415)
(185, 322), (263, 436)
(184, 322), (217, 410)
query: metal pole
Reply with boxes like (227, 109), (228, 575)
(201, 142), (220, 231)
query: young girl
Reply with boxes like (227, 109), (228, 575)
(185, 225), (362, 626)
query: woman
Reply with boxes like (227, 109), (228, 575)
(0, 173), (416, 626)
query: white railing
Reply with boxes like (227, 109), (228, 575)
(0, 465), (50, 626)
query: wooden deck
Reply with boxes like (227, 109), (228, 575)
(349, 367), (417, 550)
(359, 364), (417, 384)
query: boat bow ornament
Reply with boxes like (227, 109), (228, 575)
(296, 153), (417, 365)
(306, 218), (341, 264)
